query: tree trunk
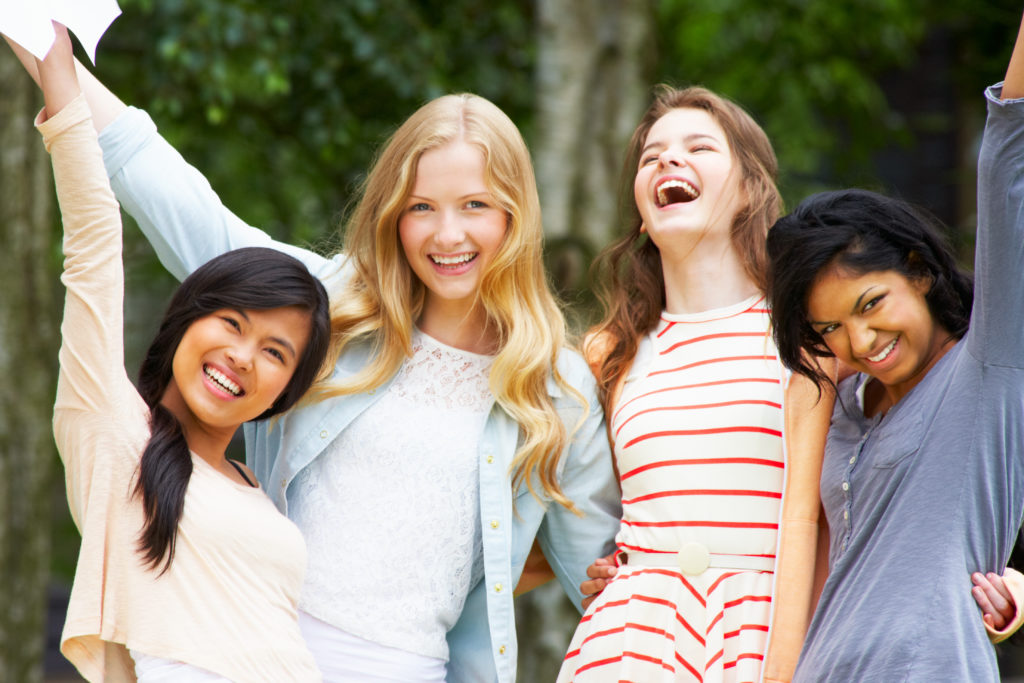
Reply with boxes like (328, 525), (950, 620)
(534, 0), (656, 302)
(0, 52), (61, 683)
(516, 1), (654, 678)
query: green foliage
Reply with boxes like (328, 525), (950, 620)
(99, 0), (534, 247)
(654, 0), (1020, 204)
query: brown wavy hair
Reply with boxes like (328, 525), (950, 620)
(586, 85), (782, 413)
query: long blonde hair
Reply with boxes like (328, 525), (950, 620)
(319, 93), (584, 512)
(588, 86), (782, 412)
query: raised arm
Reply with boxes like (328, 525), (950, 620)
(4, 34), (126, 132)
(970, 10), (1024, 366)
(30, 25), (138, 526)
(7, 30), (338, 283)
(1003, 11), (1024, 100)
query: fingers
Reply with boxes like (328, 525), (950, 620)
(579, 553), (619, 610)
(586, 556), (617, 580)
(973, 572), (1013, 630)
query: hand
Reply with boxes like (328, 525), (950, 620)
(580, 552), (618, 610)
(972, 571), (1016, 631)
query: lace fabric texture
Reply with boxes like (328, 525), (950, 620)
(290, 330), (493, 660)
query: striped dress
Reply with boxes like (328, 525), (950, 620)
(559, 295), (785, 683)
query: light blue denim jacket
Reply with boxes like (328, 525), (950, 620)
(98, 107), (621, 683)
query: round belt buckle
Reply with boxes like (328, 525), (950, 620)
(677, 542), (711, 576)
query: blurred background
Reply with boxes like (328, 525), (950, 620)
(2, 0), (1023, 680)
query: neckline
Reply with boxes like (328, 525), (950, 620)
(190, 452), (263, 492)
(660, 293), (766, 324)
(414, 327), (496, 361)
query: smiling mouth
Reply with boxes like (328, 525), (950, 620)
(430, 253), (478, 268)
(656, 178), (700, 207)
(204, 364), (242, 396)
(868, 337), (898, 363)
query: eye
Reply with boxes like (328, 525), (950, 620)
(640, 154), (659, 166)
(408, 202), (430, 212)
(862, 294), (884, 313)
(817, 323), (839, 336)
(466, 199), (488, 209)
(691, 144), (714, 153)
(220, 315), (241, 331)
(265, 347), (286, 363)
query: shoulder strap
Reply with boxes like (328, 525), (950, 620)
(227, 458), (257, 487)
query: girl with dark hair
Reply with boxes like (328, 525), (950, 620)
(30, 27), (329, 681)
(764, 15), (1024, 682)
(560, 79), (1023, 683)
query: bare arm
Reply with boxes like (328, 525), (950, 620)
(34, 25), (79, 119)
(1003, 10), (1024, 100)
(4, 33), (126, 131)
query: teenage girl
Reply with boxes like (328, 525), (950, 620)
(7, 33), (622, 682)
(558, 82), (1023, 682)
(22, 25), (331, 681)
(764, 14), (1024, 681)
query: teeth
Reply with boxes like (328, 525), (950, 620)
(868, 338), (897, 363)
(656, 178), (699, 207)
(431, 253), (476, 266)
(205, 366), (241, 396)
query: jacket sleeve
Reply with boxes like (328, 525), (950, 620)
(535, 357), (622, 613)
(98, 106), (339, 281)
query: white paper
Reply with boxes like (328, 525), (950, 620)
(0, 0), (121, 64)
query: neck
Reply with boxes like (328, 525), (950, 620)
(660, 240), (760, 314)
(417, 303), (498, 355)
(160, 383), (236, 468)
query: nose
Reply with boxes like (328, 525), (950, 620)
(658, 145), (686, 168)
(847, 321), (877, 357)
(435, 209), (465, 248)
(225, 341), (255, 372)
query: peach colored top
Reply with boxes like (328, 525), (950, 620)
(45, 95), (320, 682)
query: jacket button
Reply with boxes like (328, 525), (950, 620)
(677, 542), (710, 576)
(494, 583), (503, 593)
(320, 430), (328, 439)
(499, 645), (507, 655)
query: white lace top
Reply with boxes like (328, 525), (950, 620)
(289, 329), (494, 660)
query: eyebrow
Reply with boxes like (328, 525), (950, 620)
(407, 191), (491, 202)
(641, 133), (721, 157)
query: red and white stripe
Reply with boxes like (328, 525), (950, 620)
(560, 298), (784, 683)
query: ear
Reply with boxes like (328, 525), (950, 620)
(639, 222), (647, 234)
(910, 272), (934, 296)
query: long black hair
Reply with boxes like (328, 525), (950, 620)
(134, 247), (331, 573)
(767, 188), (973, 392)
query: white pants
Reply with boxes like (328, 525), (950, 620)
(298, 611), (446, 682)
(130, 650), (232, 682)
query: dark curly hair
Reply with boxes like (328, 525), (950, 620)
(766, 188), (973, 392)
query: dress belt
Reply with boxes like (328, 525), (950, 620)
(619, 542), (775, 576)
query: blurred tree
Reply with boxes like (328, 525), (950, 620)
(533, 0), (655, 311)
(0, 53), (61, 683)
(98, 0), (535, 249)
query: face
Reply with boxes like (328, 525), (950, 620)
(633, 107), (744, 251)
(169, 306), (312, 432)
(398, 140), (508, 324)
(806, 265), (952, 403)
